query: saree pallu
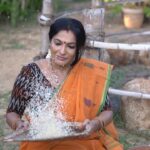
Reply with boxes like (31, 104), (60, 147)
(20, 58), (123, 150)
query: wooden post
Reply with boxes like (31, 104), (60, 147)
(87, 0), (105, 61)
(37, 0), (53, 59)
(21, 0), (26, 10)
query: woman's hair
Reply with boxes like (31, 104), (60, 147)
(49, 18), (86, 66)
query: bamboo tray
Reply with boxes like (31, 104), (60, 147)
(3, 123), (87, 142)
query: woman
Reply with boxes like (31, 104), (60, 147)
(6, 18), (123, 150)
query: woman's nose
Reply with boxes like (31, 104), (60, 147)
(60, 44), (66, 54)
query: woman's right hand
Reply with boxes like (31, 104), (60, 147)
(16, 120), (29, 131)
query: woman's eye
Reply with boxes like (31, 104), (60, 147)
(68, 45), (76, 49)
(55, 42), (61, 46)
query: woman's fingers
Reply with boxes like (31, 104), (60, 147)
(16, 120), (29, 131)
(68, 122), (85, 132)
(83, 119), (101, 135)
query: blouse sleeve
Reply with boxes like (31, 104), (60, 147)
(6, 64), (34, 118)
(101, 94), (112, 112)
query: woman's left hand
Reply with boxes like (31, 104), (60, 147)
(82, 119), (102, 136)
(68, 118), (103, 136)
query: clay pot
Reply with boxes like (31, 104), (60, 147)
(122, 7), (144, 29)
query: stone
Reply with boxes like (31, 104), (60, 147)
(107, 49), (135, 66)
(129, 146), (150, 150)
(138, 51), (150, 66)
(121, 78), (150, 131)
(83, 48), (110, 63)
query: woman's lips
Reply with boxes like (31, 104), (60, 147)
(56, 55), (66, 61)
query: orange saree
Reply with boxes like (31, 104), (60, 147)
(20, 58), (123, 150)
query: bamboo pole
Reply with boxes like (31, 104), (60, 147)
(104, 0), (145, 6)
(87, 40), (150, 51)
(108, 88), (150, 99)
(91, 0), (145, 7)
(106, 30), (150, 38)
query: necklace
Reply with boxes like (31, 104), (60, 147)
(50, 69), (60, 87)
(47, 59), (71, 88)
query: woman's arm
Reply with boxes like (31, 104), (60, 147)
(6, 112), (29, 131)
(90, 110), (113, 131)
(81, 110), (113, 135)
(6, 65), (34, 130)
(78, 95), (113, 134)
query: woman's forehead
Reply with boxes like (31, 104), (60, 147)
(53, 30), (76, 43)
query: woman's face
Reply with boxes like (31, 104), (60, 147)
(50, 30), (76, 67)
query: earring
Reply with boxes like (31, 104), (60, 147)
(46, 49), (51, 59)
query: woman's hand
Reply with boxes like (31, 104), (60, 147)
(82, 119), (103, 136)
(15, 120), (29, 131)
(6, 112), (30, 131)
(70, 118), (103, 136)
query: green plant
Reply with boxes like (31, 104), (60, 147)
(110, 68), (125, 88)
(0, 0), (11, 22)
(113, 112), (125, 128)
(119, 135), (132, 150)
(0, 0), (42, 26)
(11, 0), (19, 26)
(110, 4), (123, 15)
(53, 0), (65, 12)
(144, 6), (150, 17)
(0, 1), (11, 14)
(72, 0), (90, 2)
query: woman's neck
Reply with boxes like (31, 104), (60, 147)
(45, 58), (71, 87)
(48, 58), (71, 75)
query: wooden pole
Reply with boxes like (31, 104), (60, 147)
(39, 0), (53, 56)
(21, 0), (26, 10)
(90, 0), (105, 60)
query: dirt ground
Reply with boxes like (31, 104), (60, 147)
(0, 15), (150, 149)
(0, 23), (41, 94)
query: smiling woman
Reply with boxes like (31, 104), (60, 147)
(49, 18), (86, 66)
(50, 30), (76, 67)
(6, 18), (123, 150)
